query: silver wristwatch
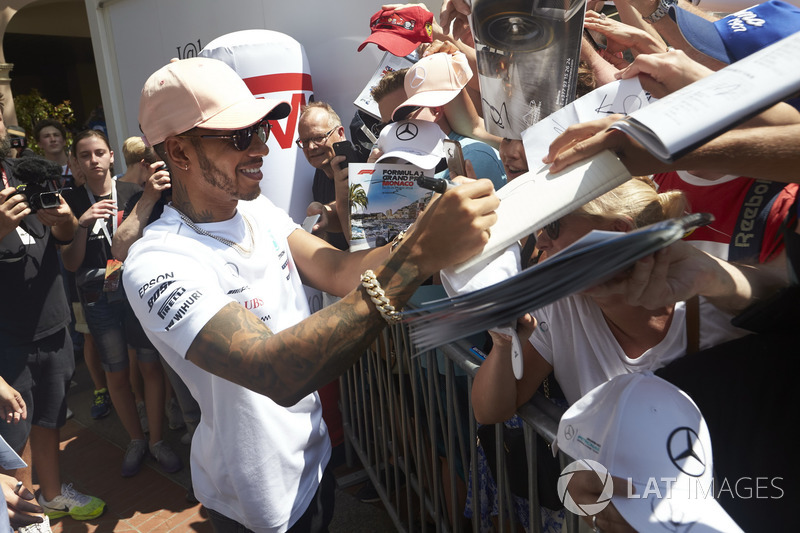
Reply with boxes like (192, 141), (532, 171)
(643, 0), (677, 23)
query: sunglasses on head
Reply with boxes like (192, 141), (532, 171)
(544, 219), (560, 240)
(181, 120), (271, 151)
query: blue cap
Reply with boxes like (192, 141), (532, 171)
(672, 1), (800, 63)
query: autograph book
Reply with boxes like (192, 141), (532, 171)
(447, 149), (632, 274)
(404, 213), (714, 351)
(609, 32), (800, 163)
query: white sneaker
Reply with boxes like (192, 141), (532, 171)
(37, 483), (106, 520)
(18, 516), (52, 533)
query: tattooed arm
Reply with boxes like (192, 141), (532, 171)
(185, 179), (498, 406)
(186, 254), (414, 406)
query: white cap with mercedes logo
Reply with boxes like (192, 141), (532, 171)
(553, 371), (743, 532)
(376, 119), (445, 170)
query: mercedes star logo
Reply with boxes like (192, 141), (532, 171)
(667, 427), (706, 477)
(395, 122), (418, 141)
(409, 67), (427, 89)
(564, 425), (575, 441)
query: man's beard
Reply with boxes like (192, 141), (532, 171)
(192, 138), (260, 202)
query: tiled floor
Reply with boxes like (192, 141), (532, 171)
(50, 418), (211, 533)
(40, 354), (393, 532)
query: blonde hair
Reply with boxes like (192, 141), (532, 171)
(576, 61), (597, 98)
(575, 176), (687, 229)
(122, 136), (158, 167)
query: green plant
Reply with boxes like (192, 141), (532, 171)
(349, 183), (368, 212)
(13, 89), (75, 154)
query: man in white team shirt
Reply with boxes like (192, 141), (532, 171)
(125, 57), (498, 532)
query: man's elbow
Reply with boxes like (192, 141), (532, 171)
(273, 391), (308, 408)
(110, 243), (128, 261)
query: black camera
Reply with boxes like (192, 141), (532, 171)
(13, 158), (64, 212)
(15, 183), (61, 212)
(10, 137), (26, 149)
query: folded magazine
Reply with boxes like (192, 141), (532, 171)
(403, 213), (714, 352)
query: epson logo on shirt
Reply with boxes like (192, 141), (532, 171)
(139, 272), (176, 298)
(727, 9), (765, 32)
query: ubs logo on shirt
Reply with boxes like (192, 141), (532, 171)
(244, 297), (264, 310)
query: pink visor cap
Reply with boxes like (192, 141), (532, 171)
(376, 119), (445, 170)
(138, 57), (291, 146)
(392, 52), (473, 121)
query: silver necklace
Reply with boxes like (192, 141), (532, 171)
(170, 205), (254, 257)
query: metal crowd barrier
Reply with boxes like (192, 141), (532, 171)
(339, 316), (581, 533)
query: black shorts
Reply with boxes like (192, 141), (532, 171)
(0, 327), (75, 452)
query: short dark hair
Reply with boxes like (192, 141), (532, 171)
(34, 118), (67, 142)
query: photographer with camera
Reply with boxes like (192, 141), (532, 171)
(0, 106), (106, 525)
(6, 126), (34, 159)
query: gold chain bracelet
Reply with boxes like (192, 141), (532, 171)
(361, 269), (402, 324)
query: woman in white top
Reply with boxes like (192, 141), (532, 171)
(472, 177), (751, 421)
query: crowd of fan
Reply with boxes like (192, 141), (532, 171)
(1, 0), (798, 531)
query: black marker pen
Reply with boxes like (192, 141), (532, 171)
(416, 176), (457, 193)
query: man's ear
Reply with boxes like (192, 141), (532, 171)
(163, 137), (191, 171)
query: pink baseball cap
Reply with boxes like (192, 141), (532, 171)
(138, 57), (291, 146)
(392, 52), (473, 121)
(358, 6), (434, 57)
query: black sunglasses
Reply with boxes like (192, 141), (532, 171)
(544, 219), (560, 240)
(372, 106), (423, 137)
(181, 120), (271, 151)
